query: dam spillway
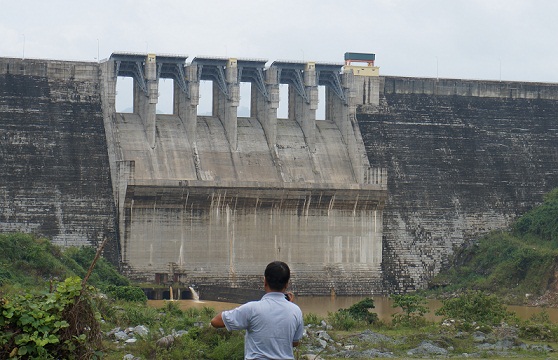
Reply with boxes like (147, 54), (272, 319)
(101, 53), (387, 294)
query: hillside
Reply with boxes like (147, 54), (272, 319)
(430, 188), (558, 305)
(0, 233), (128, 290)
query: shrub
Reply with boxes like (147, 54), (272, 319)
(304, 313), (323, 326)
(114, 302), (160, 327)
(0, 276), (102, 359)
(436, 291), (514, 326)
(344, 297), (379, 324)
(63, 246), (130, 287)
(0, 233), (72, 286)
(513, 188), (558, 243)
(328, 298), (378, 330)
(391, 294), (429, 327)
(327, 310), (359, 331)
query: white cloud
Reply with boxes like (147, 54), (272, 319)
(0, 0), (556, 82)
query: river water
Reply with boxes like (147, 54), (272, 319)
(148, 296), (558, 322)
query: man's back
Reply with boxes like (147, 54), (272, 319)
(221, 292), (303, 359)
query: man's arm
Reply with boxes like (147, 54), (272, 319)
(210, 312), (225, 328)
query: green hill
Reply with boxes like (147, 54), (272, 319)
(431, 188), (558, 305)
(0, 233), (129, 290)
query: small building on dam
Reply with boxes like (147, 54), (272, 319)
(1, 51), (558, 295)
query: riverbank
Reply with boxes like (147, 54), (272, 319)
(110, 295), (558, 359)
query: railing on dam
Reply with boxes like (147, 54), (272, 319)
(364, 167), (387, 187)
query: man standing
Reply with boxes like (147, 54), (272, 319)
(211, 261), (304, 360)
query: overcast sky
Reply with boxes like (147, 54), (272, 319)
(2, 0), (558, 113)
(3, 0), (558, 82)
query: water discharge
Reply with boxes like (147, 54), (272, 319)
(189, 286), (200, 301)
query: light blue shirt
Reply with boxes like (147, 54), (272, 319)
(222, 292), (304, 360)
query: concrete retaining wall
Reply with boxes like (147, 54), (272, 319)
(359, 76), (558, 291)
(0, 58), (118, 261)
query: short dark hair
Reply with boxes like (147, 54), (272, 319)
(264, 261), (290, 291)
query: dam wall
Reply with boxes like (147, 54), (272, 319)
(358, 76), (558, 291)
(0, 58), (119, 261)
(6, 53), (556, 294)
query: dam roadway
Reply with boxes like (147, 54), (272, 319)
(1, 54), (558, 294)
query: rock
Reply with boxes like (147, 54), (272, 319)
(133, 325), (149, 337)
(156, 334), (175, 349)
(316, 330), (332, 342)
(317, 339), (327, 349)
(358, 329), (397, 344)
(301, 355), (325, 360)
(122, 354), (140, 360)
(472, 331), (487, 342)
(334, 349), (395, 358)
(407, 340), (448, 356)
(114, 331), (129, 341)
(529, 344), (553, 352)
(360, 349), (395, 358)
(174, 330), (188, 337)
(125, 338), (137, 344)
(106, 327), (121, 337)
(476, 336), (521, 351)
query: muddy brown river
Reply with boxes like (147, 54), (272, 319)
(148, 296), (558, 322)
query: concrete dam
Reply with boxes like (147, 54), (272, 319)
(1, 52), (558, 294)
(0, 53), (386, 295)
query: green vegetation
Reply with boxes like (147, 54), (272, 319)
(431, 188), (558, 302)
(391, 294), (429, 327)
(1, 276), (103, 359)
(3, 188), (558, 358)
(435, 290), (515, 326)
(327, 297), (378, 330)
(0, 233), (131, 290)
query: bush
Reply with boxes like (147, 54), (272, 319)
(391, 294), (429, 327)
(513, 188), (558, 243)
(344, 297), (379, 324)
(304, 313), (323, 326)
(113, 302), (160, 327)
(0, 276), (102, 359)
(328, 298), (378, 330)
(328, 310), (360, 331)
(63, 246), (130, 287)
(436, 291), (515, 326)
(0, 233), (72, 286)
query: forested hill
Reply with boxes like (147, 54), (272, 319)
(430, 188), (558, 305)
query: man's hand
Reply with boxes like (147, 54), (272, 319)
(284, 292), (295, 302)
